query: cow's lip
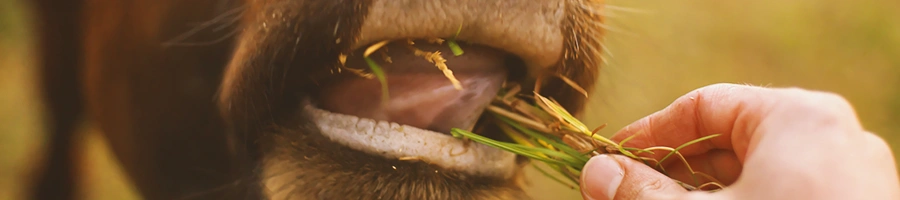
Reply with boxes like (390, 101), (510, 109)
(317, 40), (513, 135)
(354, 0), (565, 76)
(311, 40), (519, 178)
(304, 101), (519, 179)
(308, 0), (567, 178)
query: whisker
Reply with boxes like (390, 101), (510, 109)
(570, 1), (637, 37)
(163, 28), (240, 47)
(162, 5), (246, 47)
(599, 41), (614, 58)
(599, 55), (610, 66)
(595, 22), (635, 36)
(575, 1), (608, 17)
(162, 1), (298, 47)
(582, 42), (604, 66)
(213, 14), (245, 32)
(605, 5), (653, 14)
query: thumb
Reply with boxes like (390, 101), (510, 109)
(580, 155), (689, 200)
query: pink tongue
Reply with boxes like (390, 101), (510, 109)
(316, 40), (509, 134)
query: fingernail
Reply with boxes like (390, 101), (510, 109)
(581, 155), (624, 200)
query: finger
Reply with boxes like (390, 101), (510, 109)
(610, 83), (779, 162)
(659, 149), (742, 186)
(581, 155), (692, 200)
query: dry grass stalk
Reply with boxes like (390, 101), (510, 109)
(405, 41), (463, 90)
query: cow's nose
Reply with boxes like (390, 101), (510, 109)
(316, 39), (511, 134)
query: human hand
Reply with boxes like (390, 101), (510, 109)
(580, 83), (900, 200)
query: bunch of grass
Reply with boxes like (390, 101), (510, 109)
(450, 84), (724, 191)
(352, 36), (725, 191)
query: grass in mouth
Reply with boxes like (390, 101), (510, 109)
(447, 24), (465, 56)
(407, 39), (464, 90)
(341, 34), (466, 105)
(346, 36), (725, 192)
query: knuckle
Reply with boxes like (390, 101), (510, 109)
(635, 179), (670, 199)
(686, 83), (743, 107)
(704, 83), (739, 90)
(644, 179), (668, 191)
(811, 91), (855, 113)
(777, 88), (859, 127)
(782, 88), (853, 111)
(697, 83), (744, 95)
(863, 133), (894, 158)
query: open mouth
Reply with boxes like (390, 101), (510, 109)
(305, 40), (528, 179)
(304, 0), (566, 179)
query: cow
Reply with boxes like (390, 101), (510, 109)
(28, 0), (605, 199)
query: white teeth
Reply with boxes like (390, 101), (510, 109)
(304, 101), (518, 179)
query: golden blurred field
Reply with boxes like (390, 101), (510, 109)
(1, 0), (898, 199)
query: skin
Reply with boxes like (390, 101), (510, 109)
(580, 83), (900, 200)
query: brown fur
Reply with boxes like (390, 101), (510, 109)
(27, 0), (605, 199)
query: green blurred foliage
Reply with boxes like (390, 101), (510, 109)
(1, 0), (898, 199)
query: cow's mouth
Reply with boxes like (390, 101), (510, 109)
(305, 40), (528, 178)
(303, 0), (566, 179)
(317, 40), (519, 136)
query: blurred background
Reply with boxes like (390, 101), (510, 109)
(1, 0), (898, 199)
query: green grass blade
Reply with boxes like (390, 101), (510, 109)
(618, 132), (642, 147)
(498, 123), (541, 148)
(364, 57), (389, 104)
(450, 128), (570, 166)
(532, 164), (578, 189)
(447, 24), (465, 56)
(495, 115), (589, 163)
(447, 40), (464, 56)
(545, 162), (583, 187)
(516, 145), (586, 167)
